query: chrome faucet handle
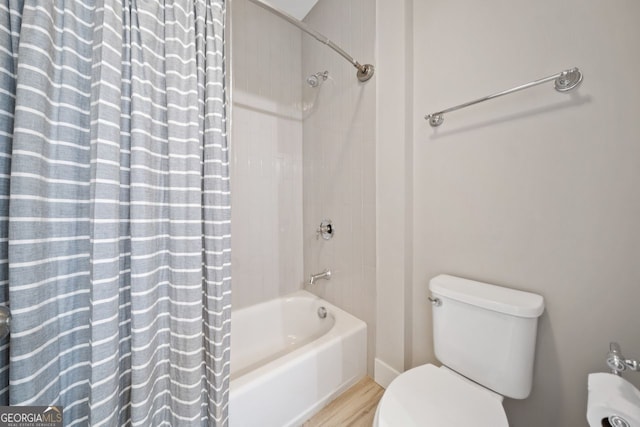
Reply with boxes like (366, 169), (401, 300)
(625, 359), (640, 372)
(316, 219), (334, 240)
(607, 342), (640, 375)
(607, 342), (626, 375)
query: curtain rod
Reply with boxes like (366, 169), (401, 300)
(246, 0), (374, 82)
(425, 67), (583, 127)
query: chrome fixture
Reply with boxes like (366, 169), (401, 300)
(307, 269), (331, 286)
(316, 219), (334, 240)
(307, 71), (329, 88)
(428, 296), (442, 307)
(425, 67), (583, 127)
(317, 306), (328, 319)
(607, 342), (640, 376)
(0, 305), (10, 340)
(608, 415), (631, 427)
(247, 0), (375, 82)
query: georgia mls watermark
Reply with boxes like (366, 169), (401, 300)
(0, 406), (62, 427)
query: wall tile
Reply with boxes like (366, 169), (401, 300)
(231, 0), (303, 308)
(302, 0), (376, 375)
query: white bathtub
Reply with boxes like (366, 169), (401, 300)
(229, 290), (367, 427)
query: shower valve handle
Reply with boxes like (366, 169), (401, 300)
(607, 342), (640, 375)
(316, 219), (334, 240)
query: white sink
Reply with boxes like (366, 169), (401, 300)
(587, 372), (640, 427)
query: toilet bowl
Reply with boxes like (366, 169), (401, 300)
(374, 364), (508, 426)
(374, 275), (545, 427)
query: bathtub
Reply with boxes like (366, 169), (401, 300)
(229, 290), (367, 427)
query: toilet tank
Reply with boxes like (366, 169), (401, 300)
(429, 275), (545, 399)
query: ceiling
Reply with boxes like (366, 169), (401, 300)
(263, 0), (319, 20)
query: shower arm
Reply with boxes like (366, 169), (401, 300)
(246, 0), (374, 82)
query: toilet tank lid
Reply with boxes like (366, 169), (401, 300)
(429, 275), (545, 318)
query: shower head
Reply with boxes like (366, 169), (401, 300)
(306, 71), (329, 88)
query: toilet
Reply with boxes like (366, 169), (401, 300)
(374, 274), (545, 426)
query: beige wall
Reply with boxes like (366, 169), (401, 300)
(302, 0), (377, 375)
(230, 0), (303, 308)
(375, 0), (640, 425)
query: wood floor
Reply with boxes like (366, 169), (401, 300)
(303, 377), (385, 427)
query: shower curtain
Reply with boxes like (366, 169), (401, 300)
(0, 0), (231, 425)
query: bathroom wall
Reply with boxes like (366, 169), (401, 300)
(375, 0), (640, 425)
(374, 0), (414, 387)
(301, 0), (377, 375)
(230, 0), (303, 308)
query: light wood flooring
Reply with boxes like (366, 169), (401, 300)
(303, 376), (384, 427)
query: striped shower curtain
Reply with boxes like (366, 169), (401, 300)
(0, 0), (231, 425)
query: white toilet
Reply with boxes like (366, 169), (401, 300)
(374, 274), (545, 426)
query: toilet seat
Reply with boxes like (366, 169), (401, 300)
(374, 364), (509, 427)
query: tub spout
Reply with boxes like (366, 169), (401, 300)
(308, 269), (331, 286)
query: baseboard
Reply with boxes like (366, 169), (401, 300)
(374, 358), (401, 389)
